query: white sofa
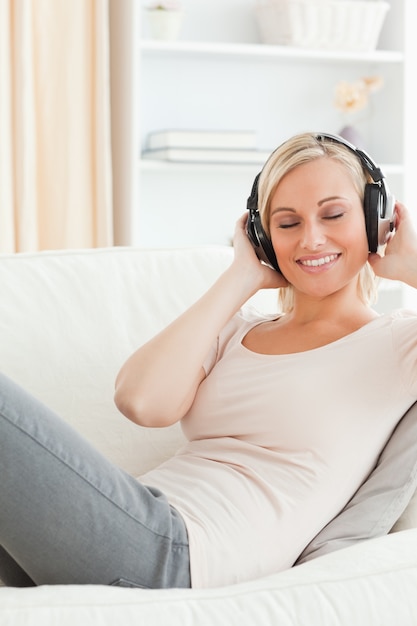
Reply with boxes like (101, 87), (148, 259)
(1, 245), (417, 626)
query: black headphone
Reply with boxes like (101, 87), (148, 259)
(246, 132), (395, 273)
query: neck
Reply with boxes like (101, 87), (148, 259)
(288, 282), (375, 326)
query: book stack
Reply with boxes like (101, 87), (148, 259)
(142, 130), (271, 165)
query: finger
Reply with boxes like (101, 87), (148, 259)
(393, 202), (410, 227)
(237, 212), (248, 227)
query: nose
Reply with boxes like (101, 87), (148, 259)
(300, 220), (326, 250)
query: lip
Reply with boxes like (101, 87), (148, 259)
(296, 253), (341, 271)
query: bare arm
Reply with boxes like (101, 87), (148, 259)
(114, 215), (287, 427)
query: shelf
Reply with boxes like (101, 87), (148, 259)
(140, 39), (404, 64)
(139, 159), (263, 174)
(140, 159), (404, 176)
(136, 1), (409, 260)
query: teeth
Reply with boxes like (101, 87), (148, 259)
(300, 254), (338, 267)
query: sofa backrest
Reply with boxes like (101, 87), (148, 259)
(0, 246), (277, 476)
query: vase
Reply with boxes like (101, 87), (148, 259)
(338, 125), (366, 150)
(146, 10), (183, 41)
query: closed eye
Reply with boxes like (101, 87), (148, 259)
(278, 221), (300, 229)
(323, 212), (345, 220)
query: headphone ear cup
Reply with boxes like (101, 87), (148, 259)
(364, 183), (380, 253)
(247, 212), (280, 272)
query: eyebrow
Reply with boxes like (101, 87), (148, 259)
(318, 195), (348, 207)
(270, 196), (348, 216)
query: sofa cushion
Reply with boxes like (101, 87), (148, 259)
(297, 401), (417, 564)
(1, 530), (417, 625)
(0, 245), (278, 478)
(0, 247), (232, 476)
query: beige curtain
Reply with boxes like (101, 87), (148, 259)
(0, 0), (113, 253)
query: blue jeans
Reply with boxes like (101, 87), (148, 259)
(0, 372), (191, 588)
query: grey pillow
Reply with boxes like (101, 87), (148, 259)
(296, 401), (417, 565)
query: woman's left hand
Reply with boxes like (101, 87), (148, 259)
(368, 202), (417, 289)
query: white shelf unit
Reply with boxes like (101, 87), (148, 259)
(135, 1), (412, 258)
(140, 38), (404, 63)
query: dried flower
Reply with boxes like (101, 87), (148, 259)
(334, 76), (384, 114)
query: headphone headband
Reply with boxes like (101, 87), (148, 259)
(315, 133), (384, 184)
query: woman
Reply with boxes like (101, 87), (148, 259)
(1, 132), (417, 589)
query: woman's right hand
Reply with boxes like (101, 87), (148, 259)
(368, 202), (417, 289)
(232, 213), (289, 292)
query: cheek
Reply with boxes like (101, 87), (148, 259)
(345, 219), (370, 259)
(269, 231), (293, 263)
(269, 233), (298, 280)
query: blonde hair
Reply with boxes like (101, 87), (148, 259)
(257, 132), (378, 312)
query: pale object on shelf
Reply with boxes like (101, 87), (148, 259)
(142, 147), (272, 165)
(255, 0), (390, 52)
(338, 125), (366, 150)
(146, 129), (258, 151)
(334, 75), (384, 150)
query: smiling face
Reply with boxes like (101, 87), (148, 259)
(269, 157), (369, 302)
